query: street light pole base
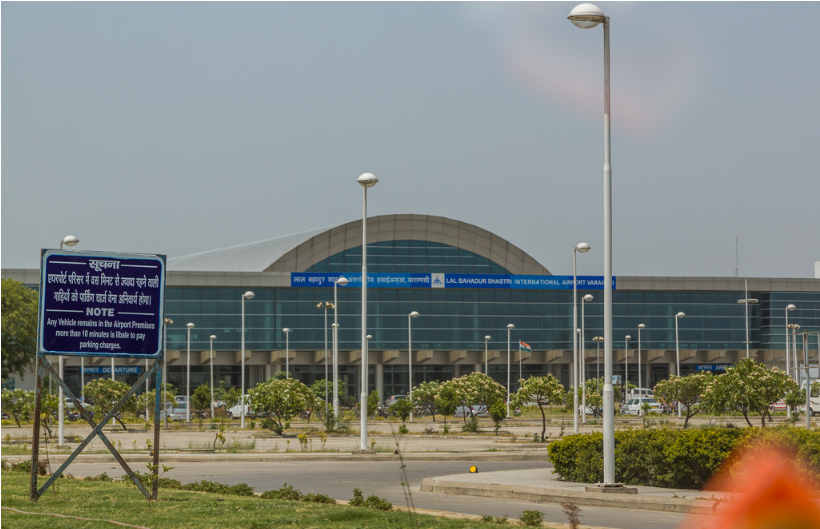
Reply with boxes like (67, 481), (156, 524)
(586, 483), (638, 494)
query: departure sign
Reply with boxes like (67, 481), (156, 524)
(38, 250), (166, 358)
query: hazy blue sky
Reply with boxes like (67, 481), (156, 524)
(3, 2), (818, 278)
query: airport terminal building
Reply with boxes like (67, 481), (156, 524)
(4, 214), (820, 399)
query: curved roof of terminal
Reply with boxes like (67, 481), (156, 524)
(167, 214), (551, 275)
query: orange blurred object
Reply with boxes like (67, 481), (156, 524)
(680, 446), (820, 529)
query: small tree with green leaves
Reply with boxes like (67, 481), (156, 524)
(191, 384), (212, 417)
(653, 373), (712, 428)
(389, 398), (413, 424)
(412, 380), (440, 421)
(1, 278), (38, 381)
(511, 375), (564, 441)
(84, 378), (137, 430)
(223, 387), (242, 411)
(447, 372), (507, 423)
(1, 388), (34, 427)
(434, 383), (459, 428)
(136, 386), (176, 419)
(489, 400), (507, 435)
(701, 359), (800, 427)
(367, 389), (380, 418)
(248, 378), (312, 435)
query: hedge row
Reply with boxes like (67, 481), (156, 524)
(547, 426), (820, 490)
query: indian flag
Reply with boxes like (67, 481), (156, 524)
(519, 340), (532, 353)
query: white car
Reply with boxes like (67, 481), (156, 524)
(227, 401), (253, 418)
(455, 405), (489, 418)
(620, 398), (662, 415)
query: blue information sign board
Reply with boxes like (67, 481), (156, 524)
(38, 250), (166, 358)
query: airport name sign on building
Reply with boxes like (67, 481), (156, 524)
(38, 250), (166, 358)
(292, 273), (616, 290)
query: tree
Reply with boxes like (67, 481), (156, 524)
(511, 375), (565, 441)
(248, 378), (312, 435)
(389, 398), (413, 424)
(701, 359), (800, 427)
(446, 372), (506, 423)
(434, 383), (459, 428)
(1, 388), (34, 427)
(136, 386), (176, 418)
(83, 378), (137, 430)
(412, 380), (441, 421)
(1, 278), (38, 381)
(489, 400), (507, 435)
(191, 384), (212, 417)
(653, 373), (713, 428)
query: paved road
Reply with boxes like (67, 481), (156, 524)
(67, 459), (707, 529)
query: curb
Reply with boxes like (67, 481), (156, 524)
(3, 450), (546, 465)
(420, 477), (727, 515)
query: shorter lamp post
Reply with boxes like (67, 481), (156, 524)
(593, 336), (604, 382)
(186, 322), (195, 422)
(624, 335), (632, 403)
(737, 294), (759, 359)
(484, 335), (492, 375)
(408, 311), (419, 422)
(785, 304), (796, 418)
(163, 318), (173, 427)
(789, 323), (801, 385)
(209, 335), (217, 418)
(58, 235), (79, 446)
(283, 328), (291, 378)
(637, 324), (645, 413)
(506, 323), (515, 416)
(240, 291), (255, 429)
(581, 294), (593, 422)
(332, 276), (349, 420)
(674, 312), (685, 418)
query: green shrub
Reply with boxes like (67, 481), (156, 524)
(548, 426), (820, 490)
(261, 483), (303, 501)
(461, 418), (480, 433)
(303, 492), (336, 504)
(349, 488), (392, 511)
(519, 510), (543, 526)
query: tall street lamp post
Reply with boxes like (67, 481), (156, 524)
(785, 304), (796, 418)
(572, 242), (591, 434)
(738, 280), (759, 359)
(333, 276), (348, 420)
(163, 318), (172, 427)
(581, 294), (593, 423)
(567, 1), (614, 485)
(317, 301), (334, 428)
(624, 335), (632, 403)
(408, 311), (420, 421)
(357, 172), (378, 451)
(789, 324), (801, 385)
(506, 323), (515, 416)
(484, 335), (492, 376)
(637, 323), (645, 413)
(186, 322), (195, 422)
(240, 291), (255, 428)
(674, 312), (685, 418)
(209, 335), (217, 418)
(283, 328), (291, 378)
(593, 336), (604, 382)
(58, 235), (79, 446)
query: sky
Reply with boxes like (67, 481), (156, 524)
(2, 2), (818, 279)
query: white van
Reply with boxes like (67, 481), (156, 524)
(797, 380), (820, 416)
(628, 388), (654, 400)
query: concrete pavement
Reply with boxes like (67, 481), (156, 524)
(5, 419), (733, 516)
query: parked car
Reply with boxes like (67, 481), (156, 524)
(384, 395), (406, 407)
(227, 401), (254, 419)
(796, 380), (820, 416)
(455, 405), (489, 418)
(769, 400), (788, 413)
(620, 398), (662, 415)
(628, 388), (654, 400)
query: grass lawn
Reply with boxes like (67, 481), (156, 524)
(1, 471), (551, 528)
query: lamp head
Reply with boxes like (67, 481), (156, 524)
(583, 294), (594, 302)
(638, 324), (645, 330)
(676, 312), (685, 318)
(787, 304), (796, 311)
(357, 173), (379, 188)
(410, 311), (420, 318)
(61, 235), (79, 249)
(507, 323), (515, 330)
(209, 335), (217, 340)
(332, 323), (339, 328)
(336, 276), (349, 286)
(187, 322), (195, 329)
(164, 317), (174, 325)
(366, 334), (372, 340)
(283, 328), (290, 333)
(484, 335), (492, 341)
(568, 3), (606, 29)
(243, 291), (255, 300)
(575, 242), (591, 253)
(625, 335), (632, 341)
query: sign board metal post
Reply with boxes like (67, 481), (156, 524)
(30, 250), (166, 501)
